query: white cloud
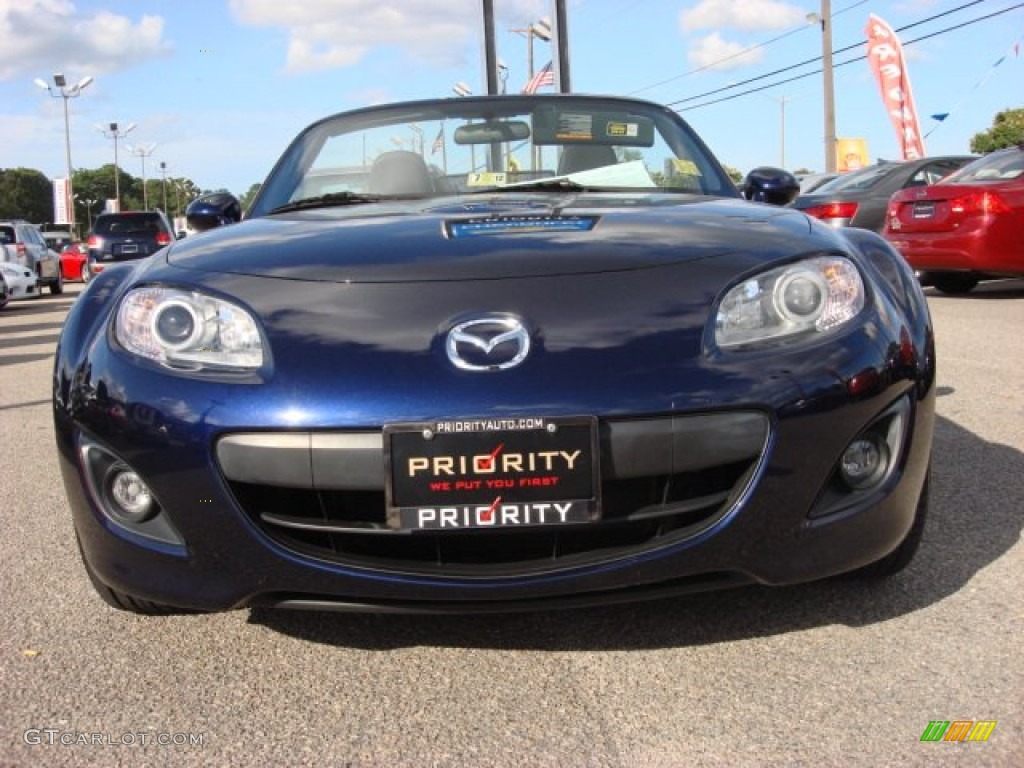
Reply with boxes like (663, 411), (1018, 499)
(0, 0), (172, 81)
(229, 0), (547, 74)
(681, 0), (807, 32)
(687, 33), (764, 70)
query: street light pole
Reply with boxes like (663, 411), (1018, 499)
(510, 18), (551, 170)
(35, 73), (93, 238)
(84, 198), (97, 231)
(99, 122), (136, 210)
(452, 83), (477, 172)
(130, 143), (157, 208)
(159, 161), (168, 211)
(769, 95), (791, 168)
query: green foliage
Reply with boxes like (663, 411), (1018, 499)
(0, 168), (54, 222)
(239, 183), (262, 213)
(722, 165), (744, 184)
(970, 108), (1024, 153)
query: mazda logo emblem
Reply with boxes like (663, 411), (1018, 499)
(446, 316), (531, 371)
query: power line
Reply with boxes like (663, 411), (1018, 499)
(628, 0), (871, 97)
(655, 0), (991, 108)
(669, 1), (1023, 111)
(666, 0), (990, 108)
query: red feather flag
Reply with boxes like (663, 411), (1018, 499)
(865, 14), (926, 160)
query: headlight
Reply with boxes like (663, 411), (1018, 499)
(115, 286), (264, 371)
(714, 256), (864, 349)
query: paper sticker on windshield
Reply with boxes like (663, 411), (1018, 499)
(467, 172), (507, 187)
(555, 113), (594, 141)
(606, 122), (639, 139)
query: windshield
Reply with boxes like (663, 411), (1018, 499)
(811, 163), (899, 194)
(939, 148), (1024, 184)
(248, 95), (737, 217)
(94, 213), (168, 235)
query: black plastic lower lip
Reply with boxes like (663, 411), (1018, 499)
(257, 571), (754, 615)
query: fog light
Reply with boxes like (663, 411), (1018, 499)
(840, 436), (889, 490)
(106, 467), (155, 522)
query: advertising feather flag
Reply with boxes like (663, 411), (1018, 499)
(865, 14), (926, 160)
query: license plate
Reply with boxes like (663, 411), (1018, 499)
(912, 202), (935, 219)
(118, 243), (139, 254)
(384, 416), (600, 530)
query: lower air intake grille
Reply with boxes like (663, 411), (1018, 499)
(219, 412), (769, 576)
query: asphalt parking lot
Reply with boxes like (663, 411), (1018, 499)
(1, 280), (1021, 767)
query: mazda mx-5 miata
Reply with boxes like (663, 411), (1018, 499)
(54, 94), (935, 614)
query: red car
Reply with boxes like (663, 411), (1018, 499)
(60, 243), (89, 282)
(884, 145), (1024, 294)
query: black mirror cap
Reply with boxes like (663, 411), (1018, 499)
(185, 192), (242, 232)
(741, 167), (800, 206)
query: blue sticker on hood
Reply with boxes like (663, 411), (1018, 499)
(446, 215), (598, 238)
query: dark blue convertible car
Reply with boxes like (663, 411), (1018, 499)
(54, 94), (934, 614)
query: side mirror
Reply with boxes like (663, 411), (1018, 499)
(741, 167), (800, 206)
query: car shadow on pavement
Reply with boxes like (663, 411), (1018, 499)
(924, 278), (1024, 301)
(249, 411), (1023, 650)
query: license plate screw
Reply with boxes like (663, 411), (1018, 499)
(546, 422), (557, 434)
(422, 428), (434, 441)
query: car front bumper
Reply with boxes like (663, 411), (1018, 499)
(56, 359), (934, 613)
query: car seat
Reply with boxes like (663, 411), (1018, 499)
(368, 151), (435, 195)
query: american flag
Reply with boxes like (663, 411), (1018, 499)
(521, 61), (555, 94)
(431, 127), (444, 155)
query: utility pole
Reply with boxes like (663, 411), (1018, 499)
(553, 0), (571, 93)
(820, 0), (836, 172)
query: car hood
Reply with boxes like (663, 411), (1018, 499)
(165, 194), (821, 282)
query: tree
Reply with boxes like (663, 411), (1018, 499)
(970, 108), (1024, 154)
(239, 183), (261, 213)
(73, 165), (139, 213)
(0, 168), (54, 223)
(722, 165), (744, 184)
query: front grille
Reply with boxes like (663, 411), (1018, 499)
(219, 413), (768, 576)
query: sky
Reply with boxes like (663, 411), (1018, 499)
(1, 0), (1022, 199)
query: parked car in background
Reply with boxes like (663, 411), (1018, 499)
(60, 242), (90, 282)
(86, 211), (177, 277)
(795, 171), (840, 194)
(0, 220), (63, 294)
(0, 267), (8, 309)
(0, 260), (41, 301)
(55, 93), (935, 615)
(43, 230), (74, 254)
(790, 156), (976, 232)
(884, 144), (1024, 294)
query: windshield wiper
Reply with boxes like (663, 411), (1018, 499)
(269, 191), (384, 214)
